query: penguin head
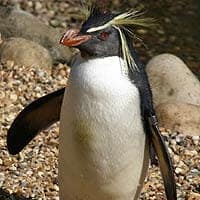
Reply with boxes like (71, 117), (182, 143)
(60, 5), (155, 69)
(60, 8), (121, 58)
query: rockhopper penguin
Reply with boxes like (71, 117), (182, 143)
(7, 5), (177, 200)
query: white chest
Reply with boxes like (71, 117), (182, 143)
(59, 57), (148, 200)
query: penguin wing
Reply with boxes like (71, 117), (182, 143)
(7, 88), (65, 155)
(147, 114), (177, 200)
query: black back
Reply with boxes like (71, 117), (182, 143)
(128, 41), (177, 200)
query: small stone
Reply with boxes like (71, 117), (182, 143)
(190, 168), (199, 175)
(61, 22), (67, 28)
(53, 184), (59, 192)
(164, 17), (171, 23)
(3, 158), (13, 166)
(185, 149), (198, 156)
(176, 135), (184, 145)
(192, 136), (199, 145)
(35, 1), (42, 10)
(10, 93), (18, 101)
(50, 19), (60, 27)
(5, 60), (15, 68)
(9, 165), (17, 171)
(27, 1), (33, 7)
(36, 70), (45, 77)
(47, 10), (55, 18)
(38, 171), (44, 177)
(0, 173), (5, 187)
(34, 86), (42, 92)
(173, 155), (180, 163)
(175, 167), (184, 175)
(157, 29), (165, 35)
(27, 170), (33, 176)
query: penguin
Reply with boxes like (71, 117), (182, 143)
(7, 5), (177, 200)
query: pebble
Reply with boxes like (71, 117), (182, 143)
(192, 136), (199, 145)
(175, 167), (184, 175)
(9, 166), (17, 171)
(9, 93), (18, 101)
(53, 184), (59, 192)
(35, 2), (42, 10)
(185, 149), (198, 156)
(176, 135), (185, 145)
(53, 197), (59, 200)
(50, 19), (60, 27)
(5, 60), (15, 68)
(0, 173), (5, 187)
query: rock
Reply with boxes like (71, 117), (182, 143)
(146, 53), (200, 107)
(0, 37), (52, 73)
(156, 102), (200, 136)
(0, 6), (73, 63)
(146, 54), (200, 136)
(192, 136), (199, 145)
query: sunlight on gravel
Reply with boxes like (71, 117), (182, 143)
(0, 0), (199, 199)
(0, 61), (199, 200)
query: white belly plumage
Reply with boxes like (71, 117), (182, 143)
(59, 56), (149, 200)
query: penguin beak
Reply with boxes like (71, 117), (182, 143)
(60, 29), (92, 47)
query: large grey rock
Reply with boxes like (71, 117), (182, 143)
(0, 6), (73, 63)
(147, 53), (200, 135)
(156, 103), (200, 136)
(147, 53), (200, 107)
(0, 37), (52, 73)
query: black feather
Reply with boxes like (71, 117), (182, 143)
(81, 7), (115, 33)
(128, 43), (177, 200)
(7, 88), (65, 155)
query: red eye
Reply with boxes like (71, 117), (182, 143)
(99, 32), (110, 40)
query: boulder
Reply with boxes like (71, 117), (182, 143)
(146, 53), (200, 107)
(0, 6), (73, 63)
(156, 103), (200, 136)
(0, 37), (52, 73)
(147, 53), (200, 136)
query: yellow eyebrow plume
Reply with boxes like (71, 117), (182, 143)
(87, 9), (156, 33)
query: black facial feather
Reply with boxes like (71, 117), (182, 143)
(78, 27), (121, 57)
(81, 7), (116, 33)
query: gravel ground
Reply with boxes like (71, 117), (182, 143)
(1, 57), (200, 200)
(0, 0), (200, 199)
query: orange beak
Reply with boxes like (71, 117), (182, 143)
(60, 29), (92, 47)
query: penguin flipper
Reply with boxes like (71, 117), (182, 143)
(148, 114), (177, 200)
(7, 88), (65, 155)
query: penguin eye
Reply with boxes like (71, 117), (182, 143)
(99, 31), (110, 41)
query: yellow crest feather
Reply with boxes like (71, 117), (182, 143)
(83, 6), (156, 72)
(111, 10), (156, 28)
